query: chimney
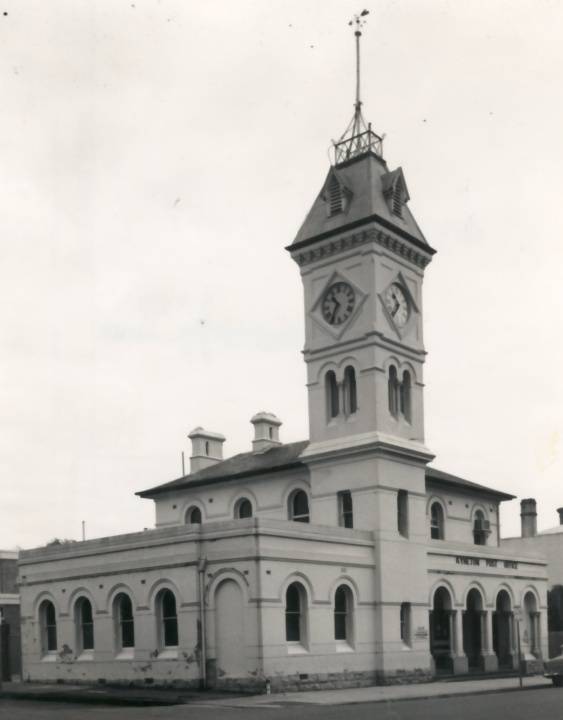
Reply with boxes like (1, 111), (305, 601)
(557, 507), (563, 526)
(520, 498), (537, 538)
(251, 412), (282, 453)
(187, 427), (226, 473)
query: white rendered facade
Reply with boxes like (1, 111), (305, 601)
(18, 115), (548, 690)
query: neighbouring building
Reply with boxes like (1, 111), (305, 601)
(0, 550), (21, 681)
(18, 37), (548, 690)
(502, 500), (563, 659)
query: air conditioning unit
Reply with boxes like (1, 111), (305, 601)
(475, 518), (491, 533)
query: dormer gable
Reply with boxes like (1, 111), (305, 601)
(381, 167), (410, 219)
(321, 171), (352, 218)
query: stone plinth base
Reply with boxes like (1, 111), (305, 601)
(520, 657), (544, 676)
(375, 668), (433, 686)
(481, 653), (498, 673)
(452, 655), (469, 674)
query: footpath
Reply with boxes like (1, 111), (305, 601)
(0, 674), (553, 708)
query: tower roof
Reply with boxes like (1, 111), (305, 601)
(291, 153), (433, 252)
(289, 12), (436, 257)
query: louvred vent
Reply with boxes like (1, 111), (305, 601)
(392, 183), (403, 217)
(328, 176), (343, 215)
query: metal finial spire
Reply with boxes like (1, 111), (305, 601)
(332, 10), (384, 165)
(350, 10), (369, 134)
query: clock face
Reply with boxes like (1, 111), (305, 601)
(384, 283), (409, 327)
(321, 281), (356, 326)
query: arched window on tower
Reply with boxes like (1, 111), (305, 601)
(400, 370), (412, 422)
(326, 370), (339, 420)
(473, 510), (489, 545)
(343, 366), (357, 415)
(185, 506), (202, 525)
(388, 365), (399, 418)
(430, 502), (445, 540)
(397, 490), (409, 537)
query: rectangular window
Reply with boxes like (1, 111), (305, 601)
(338, 491), (353, 529)
(400, 602), (411, 646)
(397, 490), (409, 538)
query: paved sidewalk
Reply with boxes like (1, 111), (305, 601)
(0, 674), (552, 708)
(197, 675), (552, 708)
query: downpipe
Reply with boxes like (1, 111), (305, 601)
(198, 554), (208, 689)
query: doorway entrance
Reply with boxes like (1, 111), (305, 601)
(463, 589), (483, 670)
(493, 590), (514, 668)
(430, 587), (453, 673)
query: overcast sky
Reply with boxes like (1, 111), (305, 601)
(1, 0), (563, 549)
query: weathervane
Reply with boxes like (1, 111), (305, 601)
(332, 9), (383, 164)
(349, 9), (369, 125)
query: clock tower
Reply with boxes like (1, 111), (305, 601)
(287, 106), (436, 457)
(286, 15), (437, 681)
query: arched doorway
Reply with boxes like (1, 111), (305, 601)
(430, 587), (454, 673)
(493, 590), (514, 668)
(214, 579), (246, 679)
(463, 588), (484, 670)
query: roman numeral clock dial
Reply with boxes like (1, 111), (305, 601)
(384, 283), (409, 328)
(321, 281), (356, 326)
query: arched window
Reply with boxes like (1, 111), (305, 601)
(343, 366), (357, 415)
(397, 490), (408, 538)
(400, 370), (412, 422)
(430, 502), (445, 540)
(326, 371), (339, 419)
(39, 599), (57, 654)
(473, 509), (488, 545)
(400, 602), (411, 646)
(235, 498), (253, 519)
(114, 593), (135, 650)
(289, 490), (310, 523)
(334, 585), (353, 643)
(75, 597), (94, 653)
(185, 506), (202, 524)
(156, 589), (178, 648)
(285, 582), (307, 644)
(205, 441), (210, 456)
(388, 365), (399, 418)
